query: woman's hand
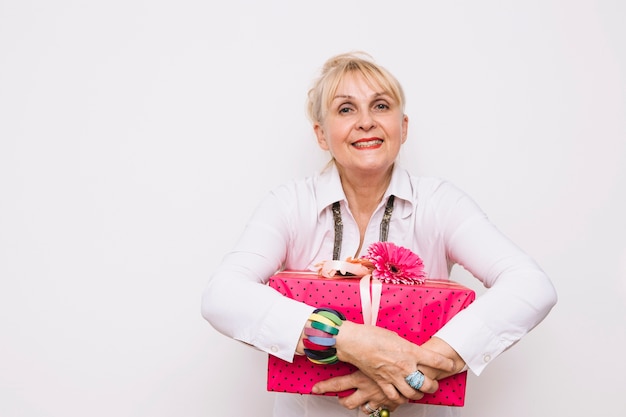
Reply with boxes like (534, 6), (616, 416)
(334, 321), (456, 401)
(312, 370), (408, 413)
(417, 336), (467, 381)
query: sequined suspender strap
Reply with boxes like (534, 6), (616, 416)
(331, 195), (395, 260)
(331, 202), (343, 260)
(379, 195), (395, 242)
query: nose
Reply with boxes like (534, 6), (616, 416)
(357, 110), (376, 130)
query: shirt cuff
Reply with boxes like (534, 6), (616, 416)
(433, 308), (507, 376)
(251, 295), (315, 363)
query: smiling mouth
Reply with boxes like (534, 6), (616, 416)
(353, 139), (383, 148)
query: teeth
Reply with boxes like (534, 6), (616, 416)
(354, 140), (382, 148)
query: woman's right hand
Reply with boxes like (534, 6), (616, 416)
(312, 370), (409, 413)
(334, 321), (456, 401)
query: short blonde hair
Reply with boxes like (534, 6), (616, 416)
(306, 52), (406, 125)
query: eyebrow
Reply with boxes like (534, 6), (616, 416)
(331, 92), (390, 101)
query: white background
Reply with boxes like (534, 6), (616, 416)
(1, 1), (625, 416)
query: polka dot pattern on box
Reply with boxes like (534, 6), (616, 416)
(267, 272), (475, 406)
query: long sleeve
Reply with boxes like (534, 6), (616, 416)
(201, 186), (315, 362)
(427, 181), (558, 375)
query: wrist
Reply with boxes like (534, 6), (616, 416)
(422, 336), (466, 376)
(333, 320), (359, 362)
(303, 308), (345, 365)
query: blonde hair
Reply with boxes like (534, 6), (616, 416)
(306, 51), (406, 125)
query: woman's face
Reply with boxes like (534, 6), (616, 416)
(314, 72), (408, 177)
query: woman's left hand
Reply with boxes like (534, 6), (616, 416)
(334, 321), (455, 401)
(312, 370), (408, 413)
(417, 336), (467, 380)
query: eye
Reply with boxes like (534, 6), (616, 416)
(338, 104), (354, 114)
(374, 102), (390, 111)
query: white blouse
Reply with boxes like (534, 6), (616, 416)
(202, 163), (557, 417)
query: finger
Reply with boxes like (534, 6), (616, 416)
(397, 369), (439, 400)
(364, 398), (406, 412)
(413, 372), (439, 394)
(417, 365), (441, 380)
(338, 394), (369, 411)
(393, 382), (425, 401)
(353, 399), (404, 414)
(414, 346), (455, 373)
(341, 390), (406, 412)
(312, 373), (357, 394)
(360, 402), (382, 415)
(360, 403), (373, 415)
(336, 385), (379, 410)
(336, 380), (408, 411)
(379, 381), (418, 403)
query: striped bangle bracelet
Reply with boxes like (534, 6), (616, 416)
(303, 308), (345, 365)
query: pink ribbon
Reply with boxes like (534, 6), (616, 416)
(317, 260), (382, 326)
(359, 274), (382, 326)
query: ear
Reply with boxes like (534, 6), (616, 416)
(401, 114), (409, 144)
(314, 123), (330, 151)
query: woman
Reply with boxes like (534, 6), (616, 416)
(201, 52), (557, 417)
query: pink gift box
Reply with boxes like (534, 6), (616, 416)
(267, 270), (476, 406)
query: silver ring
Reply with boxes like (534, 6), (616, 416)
(405, 369), (425, 390)
(365, 402), (377, 413)
(368, 407), (389, 417)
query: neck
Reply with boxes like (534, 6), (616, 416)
(338, 164), (394, 216)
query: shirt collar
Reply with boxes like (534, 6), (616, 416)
(315, 163), (345, 215)
(315, 163), (415, 216)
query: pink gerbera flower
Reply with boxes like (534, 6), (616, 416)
(364, 242), (426, 285)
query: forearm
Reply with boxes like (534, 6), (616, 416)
(202, 255), (315, 362)
(442, 214), (558, 374)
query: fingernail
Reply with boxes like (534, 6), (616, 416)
(312, 385), (320, 394)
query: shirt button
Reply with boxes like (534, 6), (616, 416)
(270, 345), (279, 353)
(483, 354), (491, 363)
